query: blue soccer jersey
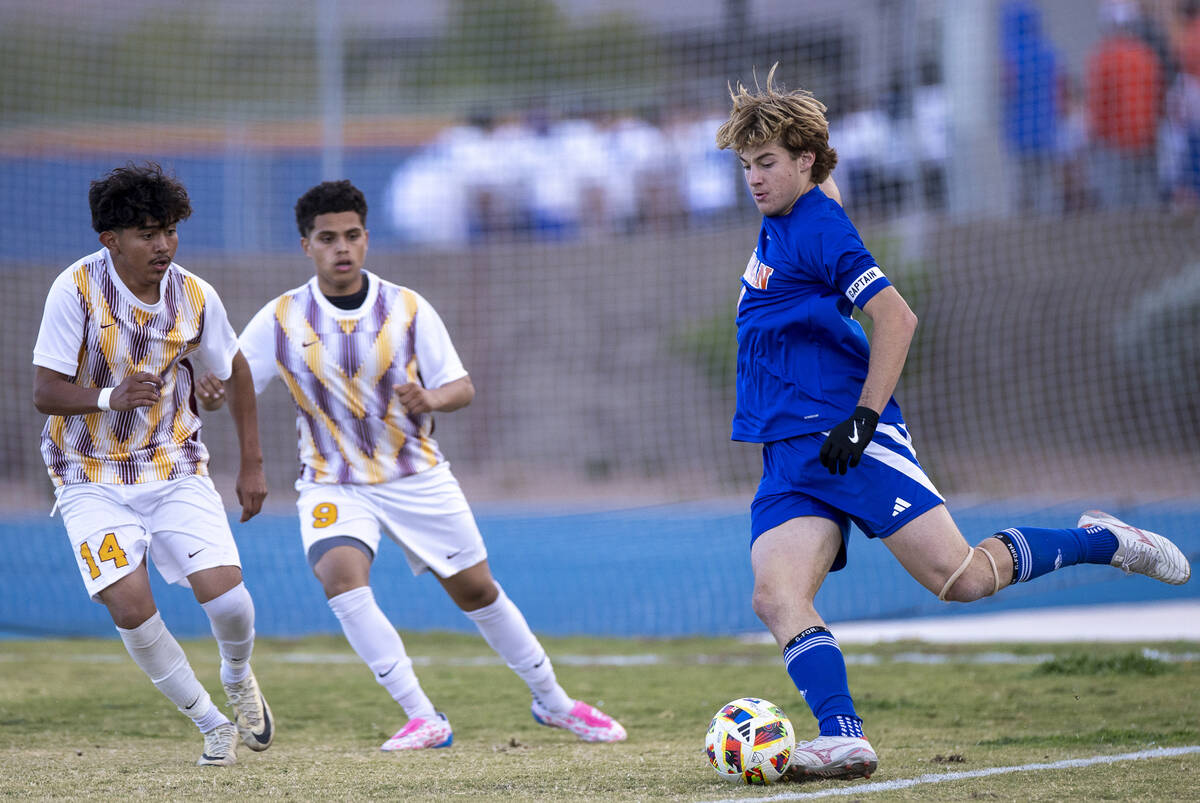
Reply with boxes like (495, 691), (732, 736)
(732, 186), (905, 443)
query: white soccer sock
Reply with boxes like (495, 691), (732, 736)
(116, 611), (230, 733)
(328, 586), (436, 721)
(463, 586), (572, 713)
(200, 582), (255, 686)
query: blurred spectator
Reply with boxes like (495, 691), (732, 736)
(460, 111), (532, 238)
(598, 110), (663, 233)
(1181, 0), (1200, 80)
(384, 133), (470, 247)
(829, 94), (905, 218)
(668, 105), (737, 228)
(525, 113), (604, 238)
(1057, 74), (1096, 213)
(1127, 0), (1180, 198)
(913, 80), (948, 210)
(1001, 0), (1060, 215)
(1168, 0), (1200, 204)
(385, 111), (534, 246)
(382, 85), (955, 240)
(385, 104), (745, 245)
(1086, 0), (1164, 208)
(1130, 0), (1180, 88)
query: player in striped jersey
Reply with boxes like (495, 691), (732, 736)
(203, 180), (624, 750)
(715, 66), (1191, 781)
(32, 164), (274, 766)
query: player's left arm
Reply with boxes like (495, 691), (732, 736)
(225, 349), (267, 521)
(194, 280), (266, 520)
(396, 290), (473, 415)
(394, 375), (475, 415)
(819, 175), (842, 205)
(856, 286), (918, 414)
(819, 285), (918, 474)
(195, 371), (226, 411)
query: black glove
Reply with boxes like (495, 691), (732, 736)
(818, 406), (879, 475)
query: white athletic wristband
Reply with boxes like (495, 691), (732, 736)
(96, 387), (115, 411)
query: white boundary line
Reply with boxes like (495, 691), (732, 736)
(699, 745), (1200, 802)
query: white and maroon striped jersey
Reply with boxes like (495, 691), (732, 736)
(239, 271), (467, 485)
(33, 248), (239, 486)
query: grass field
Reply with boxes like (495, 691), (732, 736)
(1, 634), (1197, 801)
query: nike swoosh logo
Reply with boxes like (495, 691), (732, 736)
(848, 421), (860, 444)
(100, 322), (117, 329)
(248, 695), (273, 745)
(444, 549), (463, 561)
(302, 340), (319, 347)
(184, 694), (202, 711)
(378, 661), (399, 678)
(532, 654), (547, 670)
(188, 549), (205, 558)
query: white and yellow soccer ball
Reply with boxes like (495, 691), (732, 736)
(704, 697), (796, 784)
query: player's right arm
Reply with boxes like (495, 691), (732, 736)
(34, 368), (163, 415)
(225, 349), (267, 521)
(238, 301), (282, 396)
(32, 270), (163, 415)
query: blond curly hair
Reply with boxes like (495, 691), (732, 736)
(715, 63), (837, 185)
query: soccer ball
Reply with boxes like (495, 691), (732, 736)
(704, 697), (796, 784)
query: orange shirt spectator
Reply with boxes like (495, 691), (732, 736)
(1087, 33), (1163, 151)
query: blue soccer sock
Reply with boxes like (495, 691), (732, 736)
(782, 626), (864, 738)
(993, 526), (1118, 583)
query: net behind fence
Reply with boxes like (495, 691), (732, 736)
(2, 0), (1197, 636)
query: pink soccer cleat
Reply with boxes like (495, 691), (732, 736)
(1079, 510), (1191, 585)
(380, 712), (453, 751)
(531, 699), (627, 742)
(788, 735), (878, 779)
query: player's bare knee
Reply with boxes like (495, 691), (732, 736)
(749, 587), (770, 625)
(319, 574), (368, 599)
(751, 581), (814, 632)
(750, 582), (785, 628)
(453, 582), (499, 612)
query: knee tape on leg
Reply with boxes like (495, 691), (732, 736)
(938, 546), (1003, 601)
(979, 545), (1001, 596)
(938, 548), (975, 601)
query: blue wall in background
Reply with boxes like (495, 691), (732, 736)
(3, 501), (1196, 640)
(0, 150), (415, 263)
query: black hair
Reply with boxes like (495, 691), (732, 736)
(88, 162), (192, 233)
(294, 180), (368, 237)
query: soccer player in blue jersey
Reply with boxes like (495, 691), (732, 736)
(715, 66), (1192, 781)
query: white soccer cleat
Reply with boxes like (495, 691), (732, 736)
(788, 735), (878, 780)
(1079, 510), (1191, 585)
(196, 722), (238, 766)
(380, 712), (453, 751)
(531, 699), (627, 742)
(223, 670), (275, 751)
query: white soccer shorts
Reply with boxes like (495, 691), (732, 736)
(55, 475), (242, 601)
(295, 461), (487, 579)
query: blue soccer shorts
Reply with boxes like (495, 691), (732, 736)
(750, 423), (945, 571)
